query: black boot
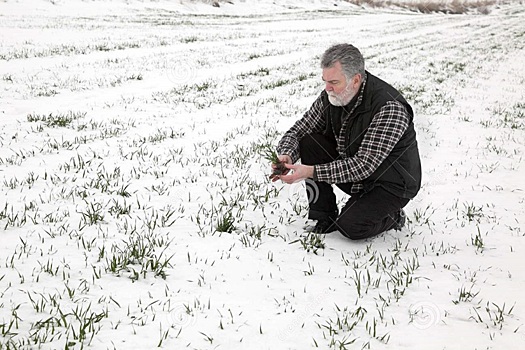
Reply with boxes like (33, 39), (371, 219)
(311, 211), (338, 234)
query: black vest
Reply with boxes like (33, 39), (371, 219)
(323, 72), (422, 199)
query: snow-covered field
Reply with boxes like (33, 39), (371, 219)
(1, 0), (524, 349)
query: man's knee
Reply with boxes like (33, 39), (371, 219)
(335, 214), (383, 240)
(299, 134), (319, 161)
(299, 133), (337, 164)
(336, 220), (373, 240)
(299, 134), (316, 149)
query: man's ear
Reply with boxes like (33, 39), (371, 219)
(352, 74), (362, 88)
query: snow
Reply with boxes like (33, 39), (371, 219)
(1, 0), (524, 349)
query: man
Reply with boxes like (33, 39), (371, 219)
(272, 44), (421, 240)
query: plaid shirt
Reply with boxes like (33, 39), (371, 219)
(277, 76), (410, 193)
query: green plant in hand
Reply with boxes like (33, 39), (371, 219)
(262, 145), (287, 180)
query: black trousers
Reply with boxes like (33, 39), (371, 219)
(299, 133), (410, 240)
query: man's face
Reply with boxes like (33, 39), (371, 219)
(322, 61), (359, 107)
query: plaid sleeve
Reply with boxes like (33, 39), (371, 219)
(314, 100), (410, 184)
(276, 93), (327, 163)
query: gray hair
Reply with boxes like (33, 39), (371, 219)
(320, 44), (365, 80)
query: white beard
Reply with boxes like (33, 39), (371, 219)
(327, 84), (356, 107)
(327, 94), (345, 106)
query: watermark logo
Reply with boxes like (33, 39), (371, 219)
(167, 302), (197, 329)
(165, 58), (196, 85)
(287, 179), (320, 204)
(409, 301), (440, 330)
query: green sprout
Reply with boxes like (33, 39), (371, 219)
(261, 145), (287, 180)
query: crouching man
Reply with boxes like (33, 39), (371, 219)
(272, 43), (421, 240)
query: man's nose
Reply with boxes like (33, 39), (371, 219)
(325, 83), (333, 91)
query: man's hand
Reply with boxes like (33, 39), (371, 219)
(276, 155), (292, 166)
(278, 163), (314, 184)
(270, 155), (292, 182)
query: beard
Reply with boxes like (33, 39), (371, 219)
(327, 84), (356, 107)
